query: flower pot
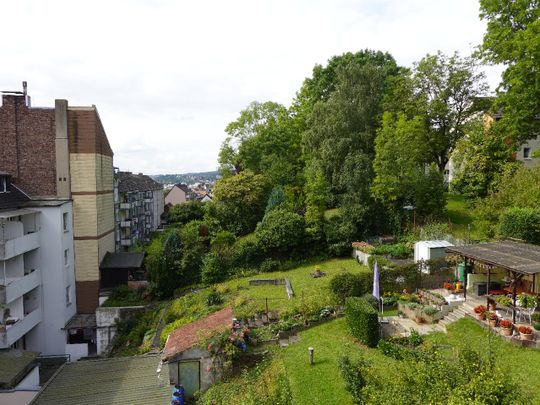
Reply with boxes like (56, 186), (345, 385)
(488, 304), (496, 311)
(489, 319), (497, 327)
(475, 313), (484, 321)
(533, 322), (540, 331)
(520, 332), (534, 341)
(501, 327), (513, 337)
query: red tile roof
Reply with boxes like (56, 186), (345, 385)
(161, 307), (233, 361)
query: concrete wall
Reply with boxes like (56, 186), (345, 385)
(66, 343), (88, 362)
(95, 306), (145, 355)
(153, 189), (164, 229)
(517, 135), (540, 168)
(16, 365), (40, 390)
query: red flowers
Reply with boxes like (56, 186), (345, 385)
(474, 305), (487, 314)
(518, 325), (533, 334)
(499, 319), (512, 328)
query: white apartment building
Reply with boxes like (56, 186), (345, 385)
(0, 173), (77, 357)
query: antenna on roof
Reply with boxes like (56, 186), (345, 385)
(22, 81), (31, 106)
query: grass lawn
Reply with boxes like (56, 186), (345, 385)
(444, 193), (488, 241)
(220, 258), (369, 316)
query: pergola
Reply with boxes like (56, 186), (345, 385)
(446, 240), (540, 324)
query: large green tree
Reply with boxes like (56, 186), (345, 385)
(219, 101), (303, 187)
(210, 170), (269, 235)
(386, 52), (488, 173)
(479, 0), (540, 140)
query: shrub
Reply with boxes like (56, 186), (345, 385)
(518, 293), (538, 308)
(232, 234), (263, 269)
(259, 258), (280, 273)
(362, 293), (379, 310)
(256, 208), (305, 252)
(496, 295), (512, 307)
(423, 306), (438, 316)
(201, 253), (227, 284)
(345, 297), (379, 347)
(499, 207), (540, 244)
(338, 356), (367, 403)
(206, 289), (223, 306)
(329, 272), (371, 304)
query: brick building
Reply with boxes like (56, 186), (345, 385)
(0, 84), (115, 313)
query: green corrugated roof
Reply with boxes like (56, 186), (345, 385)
(31, 354), (170, 405)
(0, 349), (38, 389)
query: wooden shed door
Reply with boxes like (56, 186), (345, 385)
(178, 360), (200, 398)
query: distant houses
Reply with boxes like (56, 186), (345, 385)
(165, 182), (213, 207)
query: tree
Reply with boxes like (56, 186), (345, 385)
(451, 118), (519, 199)
(145, 230), (181, 298)
(387, 52), (488, 173)
(256, 208), (305, 253)
(479, 0), (540, 140)
(219, 101), (303, 187)
(265, 186), (286, 214)
(168, 200), (204, 226)
(372, 113), (446, 221)
(211, 170), (269, 235)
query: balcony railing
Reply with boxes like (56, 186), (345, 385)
(119, 203), (131, 209)
(0, 307), (42, 349)
(0, 269), (41, 305)
(120, 239), (132, 246)
(120, 221), (131, 228)
(0, 232), (40, 260)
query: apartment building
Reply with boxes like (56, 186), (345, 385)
(114, 171), (164, 251)
(0, 85), (114, 313)
(0, 172), (77, 356)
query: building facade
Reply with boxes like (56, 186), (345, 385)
(0, 173), (77, 356)
(114, 171), (164, 251)
(0, 86), (115, 313)
(164, 183), (190, 206)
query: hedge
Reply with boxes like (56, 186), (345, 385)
(345, 297), (379, 347)
(329, 272), (372, 303)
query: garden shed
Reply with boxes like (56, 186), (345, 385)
(414, 240), (453, 273)
(161, 307), (233, 398)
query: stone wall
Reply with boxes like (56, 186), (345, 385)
(95, 306), (145, 355)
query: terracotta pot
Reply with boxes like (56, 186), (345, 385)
(489, 319), (497, 327)
(475, 313), (484, 321)
(501, 327), (512, 337)
(489, 304), (496, 311)
(520, 332), (534, 341)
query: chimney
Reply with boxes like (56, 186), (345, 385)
(22, 81), (31, 107)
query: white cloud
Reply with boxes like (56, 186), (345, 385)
(0, 0), (503, 174)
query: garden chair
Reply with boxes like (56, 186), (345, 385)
(519, 304), (537, 324)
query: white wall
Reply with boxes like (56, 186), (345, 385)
(15, 365), (40, 390)
(33, 202), (77, 355)
(66, 342), (88, 362)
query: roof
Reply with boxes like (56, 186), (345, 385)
(446, 240), (540, 275)
(0, 179), (31, 211)
(173, 183), (190, 194)
(64, 313), (96, 330)
(0, 349), (38, 389)
(117, 172), (163, 193)
(162, 307), (233, 362)
(30, 355), (170, 405)
(416, 240), (454, 248)
(100, 252), (145, 270)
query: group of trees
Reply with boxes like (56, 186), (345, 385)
(145, 0), (539, 296)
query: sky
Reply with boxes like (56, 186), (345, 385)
(1, 0), (503, 175)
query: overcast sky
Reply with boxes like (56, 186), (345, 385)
(1, 0), (503, 175)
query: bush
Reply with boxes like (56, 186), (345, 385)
(338, 356), (367, 403)
(256, 208), (305, 252)
(201, 253), (226, 284)
(499, 207), (540, 244)
(345, 297), (379, 347)
(260, 258), (280, 273)
(329, 272), (372, 304)
(206, 288), (223, 306)
(168, 200), (204, 225)
(232, 234), (263, 269)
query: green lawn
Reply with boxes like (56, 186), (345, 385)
(221, 258), (369, 315)
(444, 193), (488, 241)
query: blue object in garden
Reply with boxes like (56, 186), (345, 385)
(236, 341), (247, 352)
(172, 385), (185, 405)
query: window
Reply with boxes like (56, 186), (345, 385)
(0, 176), (7, 193)
(523, 147), (531, 159)
(66, 285), (72, 305)
(64, 249), (69, 267)
(63, 212), (69, 232)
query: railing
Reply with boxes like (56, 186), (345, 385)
(0, 307), (42, 348)
(0, 269), (41, 305)
(0, 232), (40, 260)
(120, 221), (131, 227)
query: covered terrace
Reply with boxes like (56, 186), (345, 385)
(446, 240), (540, 324)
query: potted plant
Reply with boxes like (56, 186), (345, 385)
(532, 313), (540, 331)
(518, 293), (537, 309)
(518, 325), (534, 341)
(499, 319), (513, 336)
(443, 282), (454, 291)
(486, 311), (498, 327)
(473, 305), (487, 321)
(496, 295), (512, 308)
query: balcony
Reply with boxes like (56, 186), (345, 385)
(0, 307), (42, 349)
(0, 232), (40, 260)
(0, 269), (41, 305)
(119, 203), (131, 210)
(120, 221), (131, 228)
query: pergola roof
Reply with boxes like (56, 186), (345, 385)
(446, 240), (540, 275)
